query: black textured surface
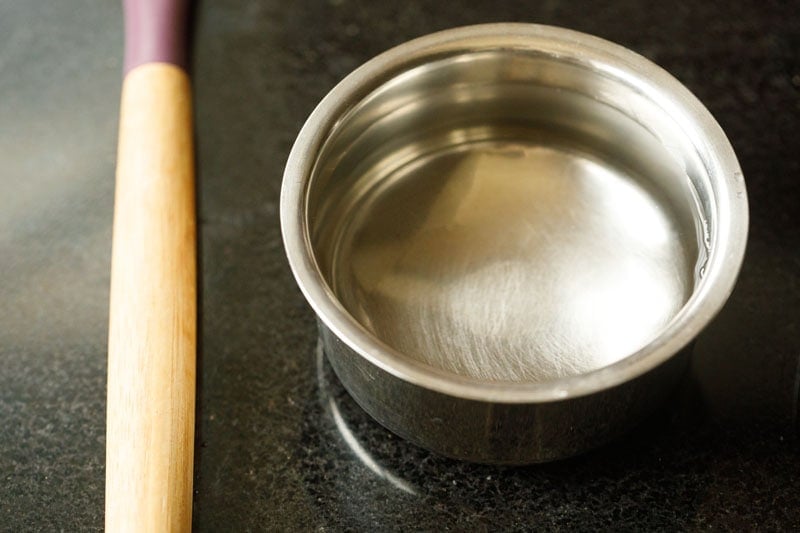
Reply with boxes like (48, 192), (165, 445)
(1, 0), (799, 530)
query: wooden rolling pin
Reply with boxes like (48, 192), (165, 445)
(106, 0), (195, 530)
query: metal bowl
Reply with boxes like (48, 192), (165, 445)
(281, 24), (748, 463)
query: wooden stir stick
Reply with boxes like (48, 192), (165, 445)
(106, 0), (195, 530)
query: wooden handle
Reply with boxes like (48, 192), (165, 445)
(106, 63), (196, 532)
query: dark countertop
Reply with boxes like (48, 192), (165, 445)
(2, 1), (799, 530)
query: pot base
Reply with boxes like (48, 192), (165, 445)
(331, 134), (694, 383)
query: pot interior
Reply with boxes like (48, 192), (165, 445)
(306, 50), (710, 383)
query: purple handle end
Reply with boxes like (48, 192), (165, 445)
(124, 0), (189, 74)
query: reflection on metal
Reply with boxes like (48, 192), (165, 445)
(316, 341), (417, 495)
(334, 145), (690, 381)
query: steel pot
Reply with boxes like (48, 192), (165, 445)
(281, 24), (748, 463)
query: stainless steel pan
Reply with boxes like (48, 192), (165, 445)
(281, 24), (748, 463)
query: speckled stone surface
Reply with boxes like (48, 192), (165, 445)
(1, 0), (799, 530)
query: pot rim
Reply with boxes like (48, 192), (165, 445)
(280, 23), (748, 404)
